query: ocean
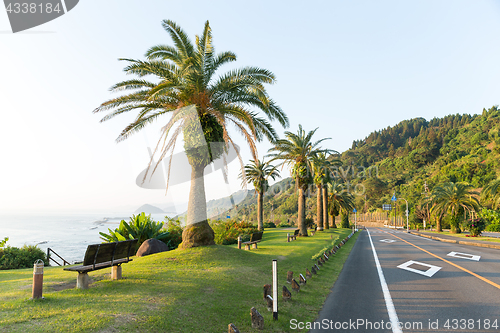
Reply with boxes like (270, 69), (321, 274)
(0, 213), (169, 264)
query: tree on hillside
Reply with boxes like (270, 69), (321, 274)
(239, 159), (280, 231)
(268, 125), (330, 236)
(323, 155), (342, 229)
(481, 178), (500, 209)
(94, 20), (288, 248)
(430, 182), (480, 233)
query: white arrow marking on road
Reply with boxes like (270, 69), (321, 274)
(447, 251), (481, 261)
(380, 239), (397, 243)
(397, 260), (442, 277)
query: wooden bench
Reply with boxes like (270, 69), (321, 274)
(242, 232), (263, 250)
(64, 239), (137, 289)
(288, 229), (300, 241)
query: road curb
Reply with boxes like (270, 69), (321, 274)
(409, 231), (500, 250)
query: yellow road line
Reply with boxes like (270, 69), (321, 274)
(375, 228), (500, 291)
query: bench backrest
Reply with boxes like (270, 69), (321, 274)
(294, 229), (300, 236)
(250, 232), (263, 242)
(83, 239), (138, 269)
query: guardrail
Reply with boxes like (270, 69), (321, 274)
(47, 248), (70, 266)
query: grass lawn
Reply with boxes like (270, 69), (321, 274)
(0, 228), (358, 333)
(422, 230), (500, 243)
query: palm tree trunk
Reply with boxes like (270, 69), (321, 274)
(257, 191), (264, 231)
(297, 185), (308, 236)
(316, 184), (323, 231)
(323, 186), (329, 229)
(436, 211), (443, 232)
(180, 164), (215, 248)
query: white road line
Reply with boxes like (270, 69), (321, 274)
(367, 229), (403, 333)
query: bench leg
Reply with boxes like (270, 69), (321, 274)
(77, 272), (89, 289)
(112, 265), (122, 280)
(252, 243), (258, 249)
(245, 244), (251, 250)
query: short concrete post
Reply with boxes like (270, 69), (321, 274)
(32, 259), (44, 299)
(111, 265), (122, 280)
(237, 236), (242, 249)
(77, 272), (89, 289)
(287, 233), (290, 242)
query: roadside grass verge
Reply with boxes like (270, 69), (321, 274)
(423, 230), (500, 243)
(0, 228), (359, 333)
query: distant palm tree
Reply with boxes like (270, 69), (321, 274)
(322, 155), (342, 229)
(481, 178), (500, 209)
(430, 182), (480, 233)
(94, 20), (288, 248)
(268, 125), (330, 236)
(239, 159), (280, 231)
(328, 183), (356, 228)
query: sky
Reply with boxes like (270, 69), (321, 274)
(1, 0), (500, 215)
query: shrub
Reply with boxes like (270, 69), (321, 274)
(162, 217), (183, 249)
(304, 218), (315, 229)
(277, 222), (292, 228)
(464, 218), (486, 237)
(210, 220), (258, 245)
(99, 212), (169, 251)
(480, 208), (500, 232)
(0, 237), (8, 249)
(340, 213), (350, 228)
(263, 222), (276, 228)
(0, 245), (48, 270)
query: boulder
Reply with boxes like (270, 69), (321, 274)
(136, 238), (169, 257)
(179, 220), (215, 249)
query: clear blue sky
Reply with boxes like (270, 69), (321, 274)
(1, 0), (499, 214)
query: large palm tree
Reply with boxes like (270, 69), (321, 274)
(481, 178), (500, 209)
(94, 20), (288, 248)
(239, 159), (280, 231)
(430, 182), (480, 233)
(328, 183), (356, 228)
(267, 125), (329, 236)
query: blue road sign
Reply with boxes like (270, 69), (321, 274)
(353, 208), (357, 213)
(391, 195), (397, 201)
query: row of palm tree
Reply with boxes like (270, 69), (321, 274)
(426, 179), (500, 232)
(239, 125), (358, 235)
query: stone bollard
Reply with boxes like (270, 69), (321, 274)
(286, 271), (293, 284)
(299, 274), (307, 285)
(282, 285), (292, 301)
(306, 268), (312, 278)
(291, 279), (300, 292)
(32, 259), (44, 300)
(228, 323), (241, 333)
(311, 266), (317, 275)
(263, 284), (272, 300)
(315, 264), (320, 271)
(287, 233), (290, 242)
(266, 295), (273, 311)
(238, 236), (242, 249)
(251, 307), (264, 329)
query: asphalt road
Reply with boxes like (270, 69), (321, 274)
(307, 228), (500, 333)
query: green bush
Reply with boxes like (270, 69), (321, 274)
(162, 217), (183, 249)
(210, 220), (258, 245)
(277, 222), (292, 228)
(480, 208), (500, 232)
(340, 213), (350, 228)
(263, 222), (276, 228)
(0, 245), (48, 270)
(0, 237), (8, 249)
(99, 212), (169, 251)
(464, 218), (486, 237)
